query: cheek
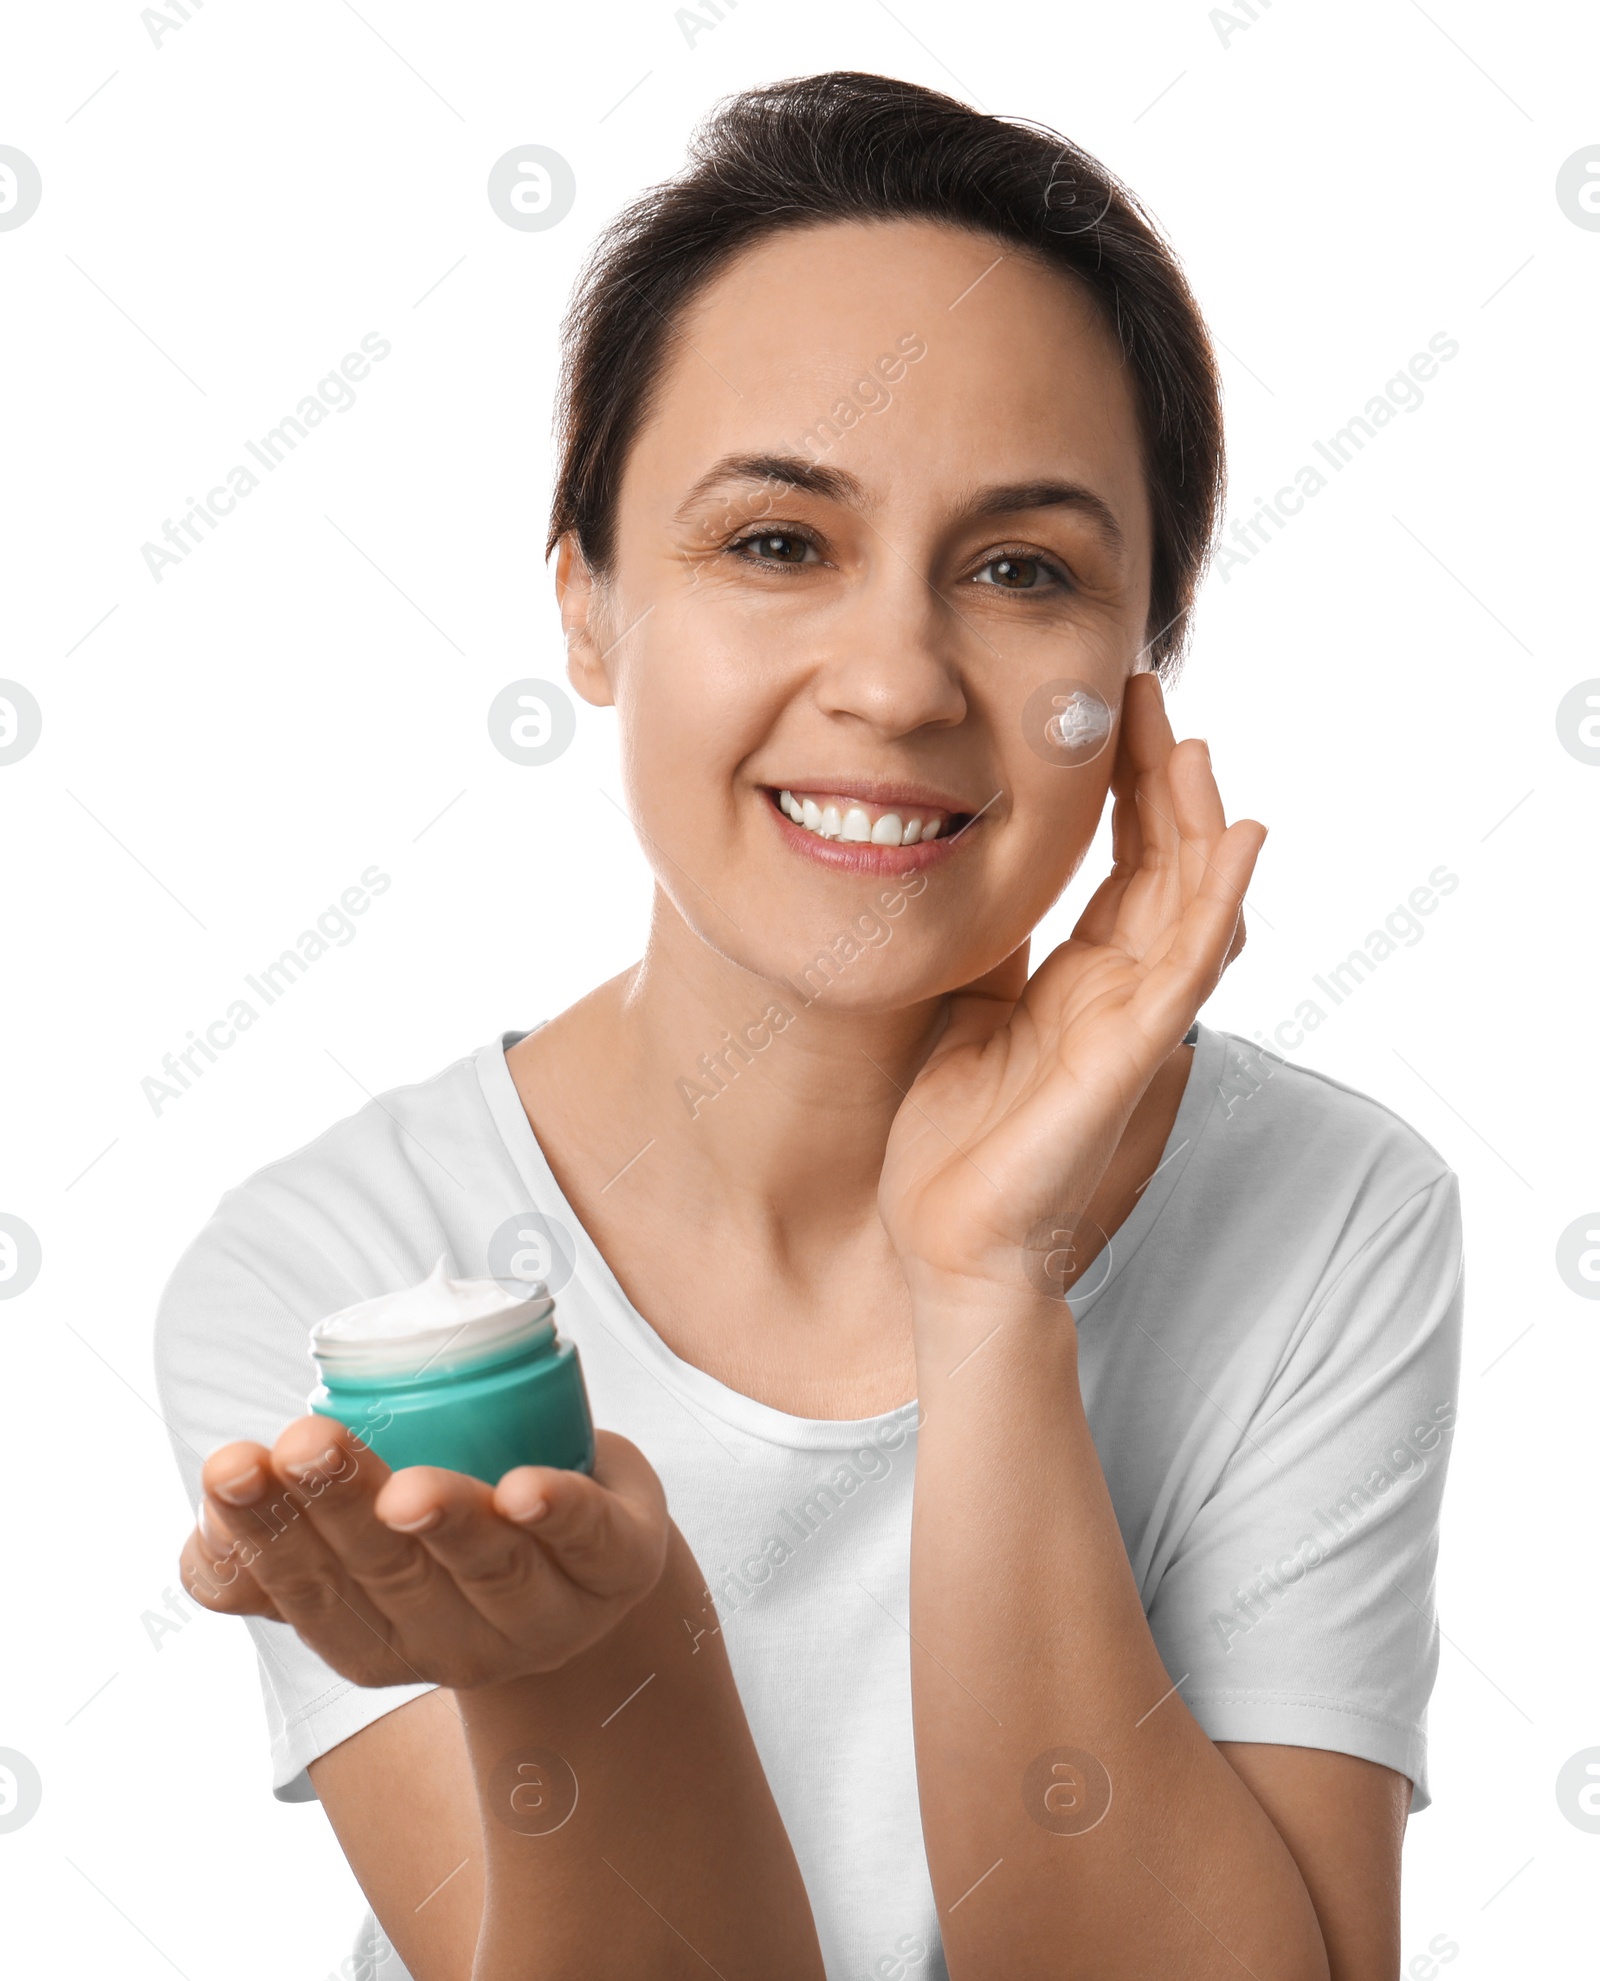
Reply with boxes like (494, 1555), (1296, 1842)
(1034, 761), (1113, 834)
(615, 628), (781, 825)
(996, 652), (1124, 832)
(998, 743), (1117, 912)
(994, 697), (1116, 911)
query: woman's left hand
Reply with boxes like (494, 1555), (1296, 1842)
(878, 672), (1266, 1304)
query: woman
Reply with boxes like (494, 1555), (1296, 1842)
(157, 70), (1463, 1981)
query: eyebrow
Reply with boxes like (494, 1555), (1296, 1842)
(673, 453), (1126, 557)
(671, 453), (862, 521)
(965, 479), (1126, 558)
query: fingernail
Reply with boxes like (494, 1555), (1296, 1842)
(509, 1496), (550, 1526)
(213, 1464), (263, 1506)
(382, 1507), (442, 1534)
(198, 1499), (231, 1550)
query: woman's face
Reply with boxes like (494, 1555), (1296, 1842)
(562, 216), (1154, 1005)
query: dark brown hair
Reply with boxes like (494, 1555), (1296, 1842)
(546, 70), (1225, 676)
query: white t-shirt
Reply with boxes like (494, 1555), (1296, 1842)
(153, 1023), (1464, 1981)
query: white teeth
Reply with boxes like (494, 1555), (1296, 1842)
(779, 790), (951, 848)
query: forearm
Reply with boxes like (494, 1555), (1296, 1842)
(456, 1524), (824, 1981)
(908, 1283), (1329, 1981)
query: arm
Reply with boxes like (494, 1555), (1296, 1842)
(880, 675), (1406, 1976)
(309, 1691), (484, 1979)
(183, 1423), (824, 1981)
(1217, 1744), (1410, 1980)
(907, 1281), (1384, 1978)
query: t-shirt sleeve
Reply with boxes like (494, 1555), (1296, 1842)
(1145, 1168), (1464, 1811)
(152, 1188), (437, 1802)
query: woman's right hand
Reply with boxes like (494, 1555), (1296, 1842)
(178, 1419), (671, 1690)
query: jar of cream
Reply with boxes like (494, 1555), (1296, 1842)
(306, 1255), (595, 1485)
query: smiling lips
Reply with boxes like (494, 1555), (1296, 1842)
(777, 788), (953, 847)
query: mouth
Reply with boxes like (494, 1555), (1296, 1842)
(763, 783), (984, 870)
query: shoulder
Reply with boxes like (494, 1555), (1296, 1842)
(1179, 1029), (1463, 1391)
(172, 1044), (488, 1274)
(1199, 1026), (1456, 1222)
(1165, 1028), (1464, 1364)
(151, 1042), (497, 1440)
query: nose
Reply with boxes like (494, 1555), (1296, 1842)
(807, 556), (970, 741)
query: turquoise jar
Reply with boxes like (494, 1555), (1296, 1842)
(307, 1259), (595, 1485)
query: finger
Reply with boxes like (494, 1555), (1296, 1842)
(1223, 901), (1250, 969)
(367, 1464), (622, 1663)
(272, 1421), (529, 1674)
(269, 1415), (432, 1586)
(1120, 671), (1178, 773)
(363, 1462), (566, 1664)
(199, 1434), (399, 1658)
(1114, 696), (1243, 957)
(1132, 776), (1192, 881)
(178, 1497), (284, 1618)
(1163, 744), (1255, 971)
(1167, 740), (1254, 969)
(356, 1435), (668, 1657)
(1168, 738), (1227, 861)
(194, 1440), (300, 1604)
(1071, 697), (1146, 947)
(1163, 739), (1231, 924)
(1126, 678), (1182, 868)
(1107, 681), (1148, 845)
(1134, 820), (1267, 1037)
(490, 1432), (668, 1601)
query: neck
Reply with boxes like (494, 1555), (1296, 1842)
(507, 895), (1194, 1307)
(516, 894), (952, 1241)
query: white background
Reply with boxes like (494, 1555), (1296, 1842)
(2, 1), (1595, 1974)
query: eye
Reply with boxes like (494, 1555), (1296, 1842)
(971, 549), (1071, 592)
(726, 529), (821, 567)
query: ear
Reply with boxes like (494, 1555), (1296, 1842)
(553, 533), (616, 710)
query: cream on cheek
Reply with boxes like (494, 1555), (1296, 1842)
(981, 660), (1124, 923)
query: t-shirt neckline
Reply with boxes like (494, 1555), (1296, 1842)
(474, 1019), (1223, 1440)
